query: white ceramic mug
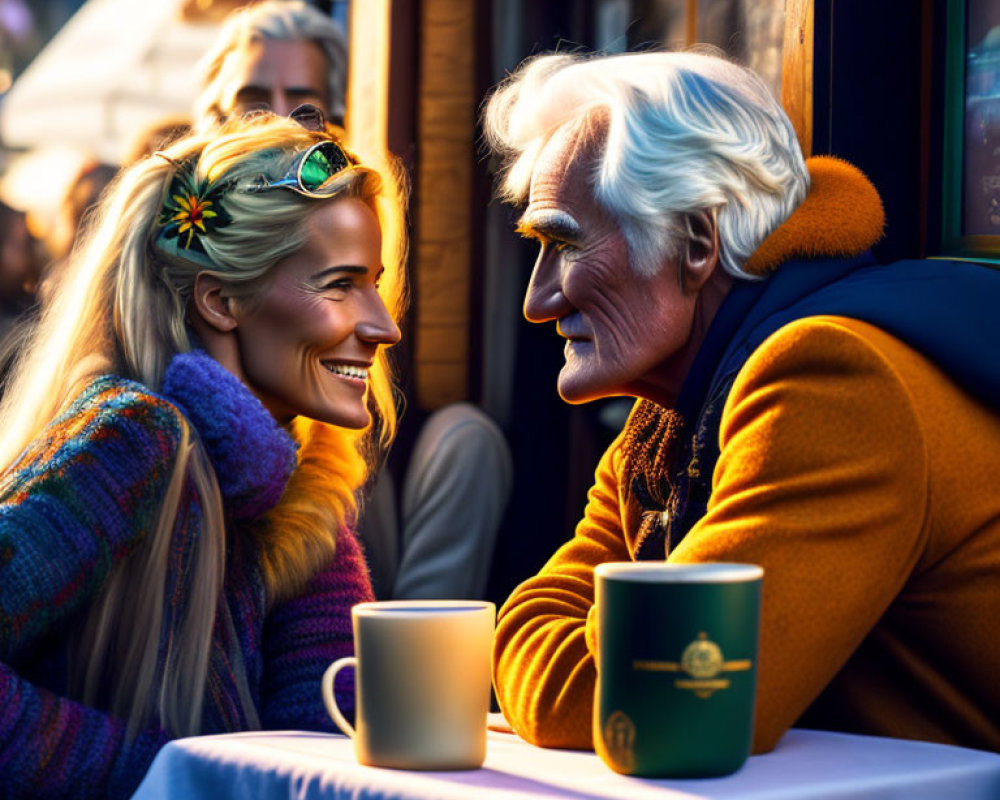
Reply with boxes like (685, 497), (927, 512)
(322, 600), (496, 770)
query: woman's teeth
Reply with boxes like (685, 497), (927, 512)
(324, 362), (368, 380)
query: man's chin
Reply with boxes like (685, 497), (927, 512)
(557, 368), (609, 405)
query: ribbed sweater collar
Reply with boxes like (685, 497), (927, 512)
(160, 350), (297, 521)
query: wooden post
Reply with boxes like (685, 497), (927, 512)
(346, 0), (391, 155)
(411, 0), (476, 408)
(686, 0), (698, 45)
(347, 0), (474, 410)
(781, 0), (814, 157)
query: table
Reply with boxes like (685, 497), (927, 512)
(131, 718), (1000, 800)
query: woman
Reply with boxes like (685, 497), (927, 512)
(0, 111), (406, 798)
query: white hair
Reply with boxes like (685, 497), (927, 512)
(483, 50), (809, 279)
(194, 0), (348, 126)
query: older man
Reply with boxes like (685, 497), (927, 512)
(484, 50), (1000, 754)
(194, 0), (348, 127)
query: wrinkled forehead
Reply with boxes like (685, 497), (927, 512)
(520, 117), (615, 240)
(527, 119), (606, 209)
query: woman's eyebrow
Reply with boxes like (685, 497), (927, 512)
(310, 265), (369, 281)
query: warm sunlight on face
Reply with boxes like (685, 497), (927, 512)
(520, 124), (699, 406)
(231, 197), (400, 428)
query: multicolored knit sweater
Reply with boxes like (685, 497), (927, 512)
(0, 351), (373, 799)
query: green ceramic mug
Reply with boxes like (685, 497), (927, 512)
(593, 561), (763, 778)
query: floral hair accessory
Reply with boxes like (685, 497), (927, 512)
(154, 153), (232, 268)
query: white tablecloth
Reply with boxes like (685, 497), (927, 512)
(131, 722), (1000, 800)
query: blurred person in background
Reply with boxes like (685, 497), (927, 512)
(0, 156), (118, 394)
(0, 0), (38, 92)
(0, 111), (405, 798)
(194, 0), (348, 128)
(122, 113), (194, 166)
(0, 198), (42, 391)
(193, 0), (513, 602)
(34, 158), (118, 300)
(0, 198), (39, 339)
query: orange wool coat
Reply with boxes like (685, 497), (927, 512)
(492, 158), (1000, 754)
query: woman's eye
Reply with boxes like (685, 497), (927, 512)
(316, 279), (353, 299)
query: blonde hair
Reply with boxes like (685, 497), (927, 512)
(0, 115), (407, 738)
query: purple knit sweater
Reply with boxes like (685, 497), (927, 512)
(0, 351), (373, 798)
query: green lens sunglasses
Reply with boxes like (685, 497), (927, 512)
(247, 139), (356, 198)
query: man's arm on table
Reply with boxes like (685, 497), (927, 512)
(493, 318), (928, 752)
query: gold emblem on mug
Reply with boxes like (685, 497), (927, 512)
(681, 634), (723, 678)
(602, 710), (636, 773)
(632, 632), (752, 699)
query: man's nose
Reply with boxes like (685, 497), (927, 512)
(270, 89), (296, 118)
(523, 249), (570, 323)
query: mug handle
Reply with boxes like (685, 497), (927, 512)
(322, 657), (357, 738)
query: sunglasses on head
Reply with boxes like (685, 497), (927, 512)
(287, 102), (327, 132)
(247, 139), (355, 198)
(153, 105), (357, 268)
(243, 103), (356, 198)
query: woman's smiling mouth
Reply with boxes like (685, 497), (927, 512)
(322, 361), (370, 381)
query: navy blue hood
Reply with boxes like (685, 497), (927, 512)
(677, 254), (1000, 422)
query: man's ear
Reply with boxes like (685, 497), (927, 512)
(681, 208), (720, 292)
(191, 272), (238, 333)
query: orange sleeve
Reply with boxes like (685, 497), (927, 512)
(494, 317), (930, 754)
(492, 426), (630, 749)
(671, 317), (929, 751)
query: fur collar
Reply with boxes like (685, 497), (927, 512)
(743, 156), (885, 275)
(161, 351), (365, 604)
(256, 416), (364, 604)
